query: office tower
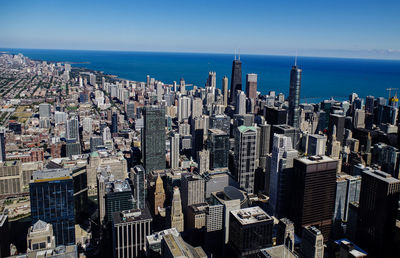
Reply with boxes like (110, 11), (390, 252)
(327, 126), (341, 159)
(143, 106), (166, 173)
(126, 101), (135, 119)
(66, 142), (81, 157)
(208, 129), (229, 169)
(271, 124), (300, 151)
(170, 186), (184, 232)
(104, 179), (135, 224)
(181, 174), (205, 209)
(276, 218), (295, 252)
(307, 134), (327, 156)
(365, 95), (374, 114)
(300, 226), (324, 258)
(112, 208), (152, 258)
(0, 127), (5, 162)
(146, 228), (180, 255)
(209, 115), (230, 134)
(178, 95), (191, 122)
(234, 125), (257, 193)
(259, 123), (271, 157)
(288, 65), (302, 128)
(39, 103), (51, 118)
(103, 126), (111, 142)
(222, 76), (228, 107)
(289, 156), (337, 240)
(356, 168), (400, 256)
(191, 116), (207, 155)
(161, 233), (207, 258)
(30, 169), (75, 246)
(352, 109), (365, 128)
(66, 116), (79, 143)
(26, 220), (56, 252)
(0, 161), (23, 195)
(186, 203), (207, 229)
(197, 149), (210, 174)
(245, 73), (257, 100)
(229, 206), (273, 257)
(180, 77), (186, 94)
(207, 71), (216, 88)
(334, 174), (361, 221)
(210, 189), (241, 244)
(90, 136), (103, 152)
(236, 90), (246, 115)
(154, 174), (165, 215)
(170, 132), (180, 169)
(328, 114), (345, 143)
(230, 57), (242, 105)
(269, 134), (298, 217)
(111, 113), (118, 134)
(133, 165), (146, 210)
(146, 75), (150, 88)
(192, 97), (202, 119)
(264, 106), (287, 125)
(8, 122), (22, 135)
(156, 82), (163, 103)
(372, 143), (400, 178)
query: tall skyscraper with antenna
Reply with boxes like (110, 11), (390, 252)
(230, 50), (242, 106)
(288, 57), (302, 128)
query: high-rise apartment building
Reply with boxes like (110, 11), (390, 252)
(143, 106), (166, 173)
(245, 73), (257, 100)
(288, 65), (302, 128)
(206, 71), (216, 88)
(234, 126), (257, 193)
(66, 116), (79, 143)
(170, 132), (180, 169)
(39, 103), (51, 118)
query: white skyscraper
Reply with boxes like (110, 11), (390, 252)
(82, 117), (93, 134)
(39, 103), (51, 118)
(54, 111), (67, 124)
(192, 98), (203, 119)
(269, 134), (298, 217)
(170, 132), (180, 169)
(236, 91), (246, 115)
(178, 96), (191, 122)
(66, 116), (79, 143)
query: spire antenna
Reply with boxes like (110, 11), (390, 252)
(295, 49), (298, 66)
(238, 48), (240, 60)
(234, 48), (237, 60)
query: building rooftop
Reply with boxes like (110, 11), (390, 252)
(112, 207), (152, 224)
(32, 168), (72, 182)
(189, 203), (209, 214)
(208, 128), (228, 135)
(230, 206), (272, 225)
(106, 179), (131, 193)
(237, 125), (256, 133)
(259, 245), (298, 258)
(297, 155), (336, 165)
(362, 167), (400, 184)
(146, 228), (180, 246)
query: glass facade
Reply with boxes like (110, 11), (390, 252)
(30, 178), (75, 246)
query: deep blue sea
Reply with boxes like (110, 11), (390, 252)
(2, 48), (400, 103)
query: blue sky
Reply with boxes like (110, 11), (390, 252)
(1, 0), (400, 59)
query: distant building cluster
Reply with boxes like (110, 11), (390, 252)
(1, 52), (400, 257)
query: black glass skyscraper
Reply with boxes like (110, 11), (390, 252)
(111, 113), (118, 134)
(288, 65), (302, 128)
(143, 106), (166, 173)
(230, 58), (242, 106)
(30, 169), (75, 246)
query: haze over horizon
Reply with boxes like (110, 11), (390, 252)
(1, 0), (400, 60)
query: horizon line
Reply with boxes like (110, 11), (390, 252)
(1, 46), (400, 62)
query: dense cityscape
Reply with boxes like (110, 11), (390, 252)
(0, 50), (399, 258)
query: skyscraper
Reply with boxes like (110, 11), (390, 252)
(0, 127), (5, 162)
(170, 186), (184, 232)
(207, 129), (229, 169)
(356, 168), (400, 256)
(178, 95), (191, 122)
(170, 132), (180, 169)
(111, 113), (118, 134)
(236, 91), (246, 115)
(288, 65), (302, 128)
(206, 71), (216, 88)
(222, 76), (228, 107)
(133, 165), (146, 210)
(229, 206), (273, 257)
(234, 125), (257, 193)
(30, 169), (75, 246)
(143, 106), (166, 173)
(39, 103), (51, 118)
(245, 73), (257, 100)
(154, 174), (165, 215)
(230, 57), (242, 106)
(289, 156), (337, 240)
(269, 134), (298, 217)
(66, 116), (79, 143)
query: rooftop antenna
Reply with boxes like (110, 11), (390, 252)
(234, 48), (237, 60)
(295, 49), (298, 66)
(238, 48), (241, 60)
